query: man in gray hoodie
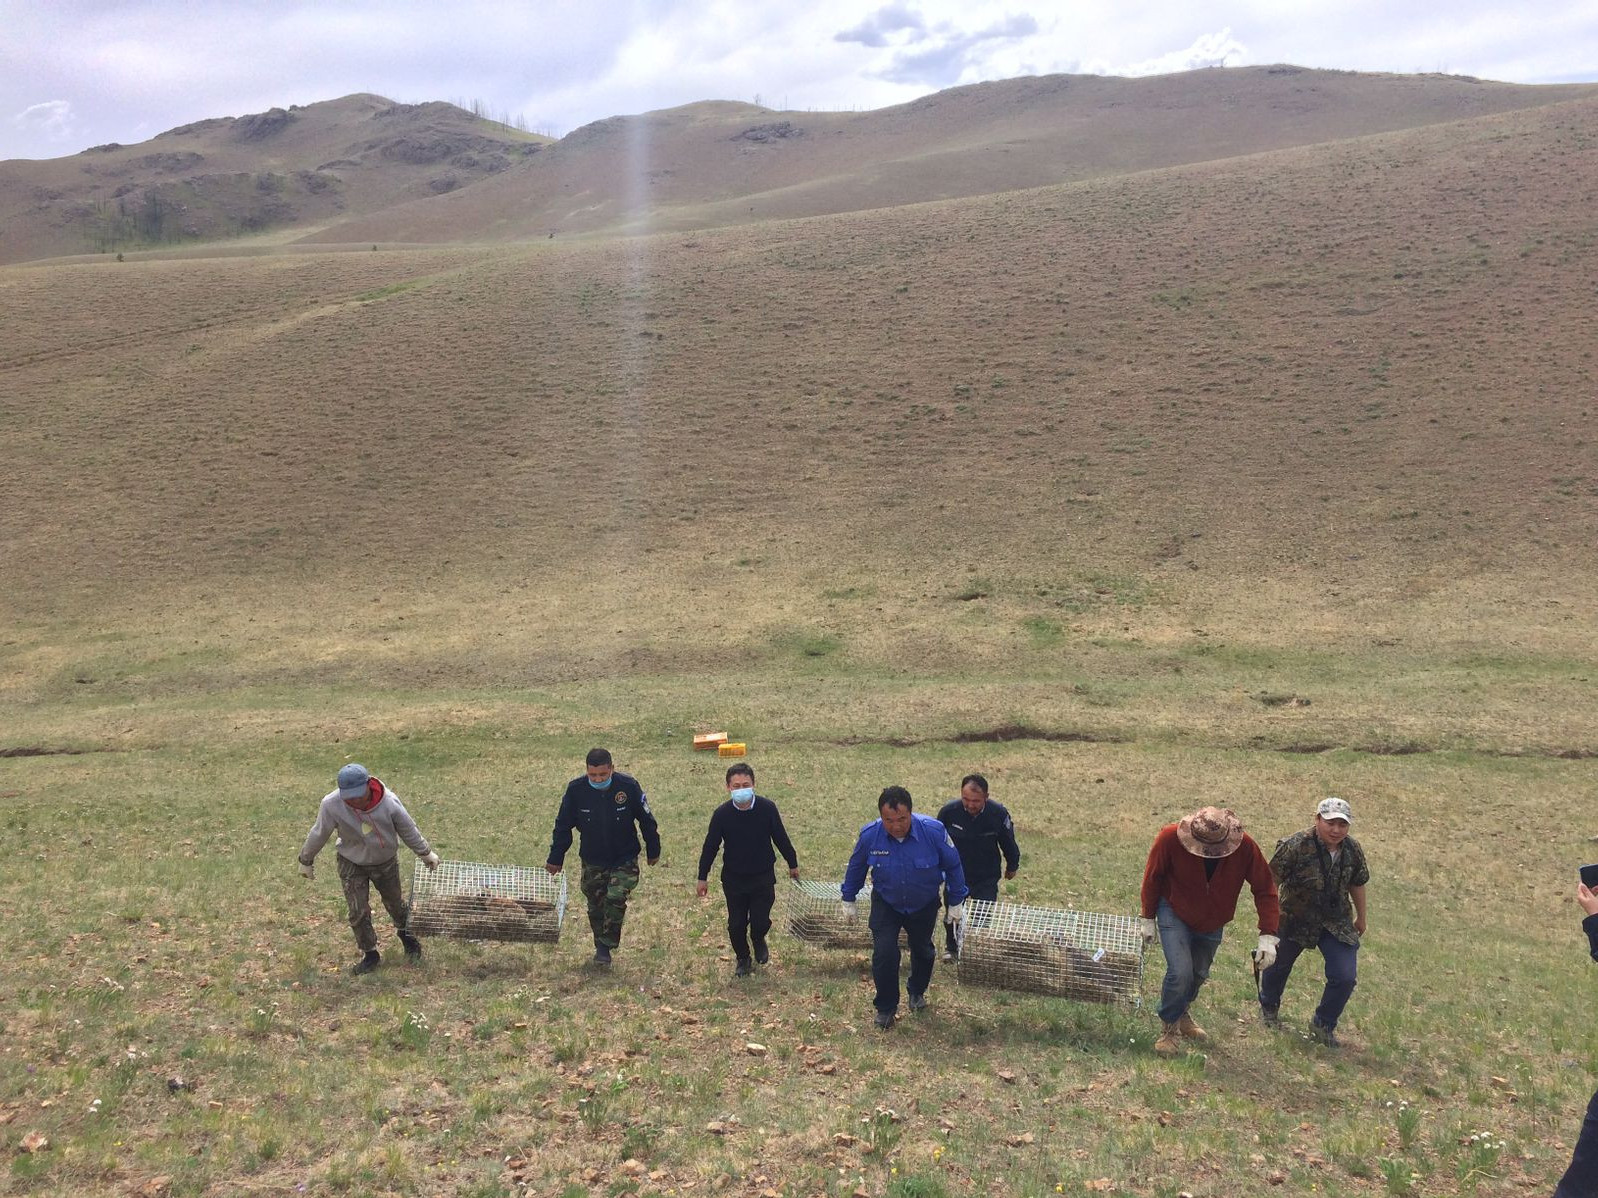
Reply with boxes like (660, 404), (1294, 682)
(299, 763), (440, 975)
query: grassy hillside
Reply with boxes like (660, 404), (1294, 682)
(3, 77), (1598, 1198)
(4, 92), (1597, 689)
(293, 66), (1598, 247)
(0, 95), (548, 264)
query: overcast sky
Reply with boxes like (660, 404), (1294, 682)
(4, 0), (1596, 161)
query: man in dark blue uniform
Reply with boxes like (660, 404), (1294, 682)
(936, 773), (1021, 960)
(546, 748), (661, 966)
(842, 786), (969, 1029)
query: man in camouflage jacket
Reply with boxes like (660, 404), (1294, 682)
(1258, 797), (1369, 1046)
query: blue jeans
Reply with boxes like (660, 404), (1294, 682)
(1555, 1087), (1598, 1197)
(1259, 930), (1359, 1030)
(1155, 900), (1224, 1025)
(871, 892), (940, 1014)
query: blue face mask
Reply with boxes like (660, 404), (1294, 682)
(587, 776), (611, 790)
(730, 787), (755, 808)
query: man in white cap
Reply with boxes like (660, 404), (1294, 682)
(298, 763), (440, 975)
(1139, 806), (1280, 1056)
(1258, 797), (1369, 1046)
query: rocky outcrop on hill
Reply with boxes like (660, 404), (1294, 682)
(734, 122), (803, 143)
(129, 151), (205, 173)
(233, 107), (296, 141)
(157, 117), (231, 140)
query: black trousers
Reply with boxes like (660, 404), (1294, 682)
(722, 874), (776, 961)
(1555, 1086), (1598, 1197)
(872, 892), (941, 1013)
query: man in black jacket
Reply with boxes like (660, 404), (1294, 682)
(1554, 879), (1598, 1196)
(546, 748), (661, 966)
(697, 762), (800, 976)
(936, 773), (1021, 960)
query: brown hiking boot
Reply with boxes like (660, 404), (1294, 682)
(1154, 1023), (1182, 1056)
(1176, 1012), (1208, 1041)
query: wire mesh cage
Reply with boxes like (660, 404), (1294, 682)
(955, 899), (1144, 1005)
(408, 859), (567, 944)
(785, 879), (874, 949)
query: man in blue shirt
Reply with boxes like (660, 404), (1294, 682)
(842, 786), (969, 1029)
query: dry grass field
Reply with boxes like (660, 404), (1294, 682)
(3, 70), (1598, 1198)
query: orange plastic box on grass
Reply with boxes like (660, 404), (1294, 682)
(693, 732), (728, 751)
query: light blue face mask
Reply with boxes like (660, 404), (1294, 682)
(730, 787), (755, 808)
(588, 776), (611, 790)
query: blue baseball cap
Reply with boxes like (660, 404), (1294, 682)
(337, 763), (371, 799)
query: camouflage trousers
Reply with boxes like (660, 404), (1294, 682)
(337, 855), (409, 952)
(580, 858), (641, 950)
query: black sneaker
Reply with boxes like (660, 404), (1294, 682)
(399, 933), (422, 959)
(1309, 1018), (1340, 1048)
(874, 1010), (895, 1030)
(734, 958), (753, 977)
(907, 993), (928, 1013)
(753, 942), (770, 966)
(592, 945), (613, 967)
(1260, 1004), (1280, 1028)
(351, 951), (381, 976)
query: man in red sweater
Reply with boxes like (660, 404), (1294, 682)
(1139, 806), (1280, 1056)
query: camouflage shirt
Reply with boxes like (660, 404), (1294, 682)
(1270, 828), (1370, 947)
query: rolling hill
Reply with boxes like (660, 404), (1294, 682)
(291, 66), (1598, 247)
(3, 67), (1596, 265)
(0, 93), (549, 265)
(3, 71), (1596, 690)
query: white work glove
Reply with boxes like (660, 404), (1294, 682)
(298, 861), (314, 880)
(422, 851), (440, 871)
(1254, 934), (1280, 971)
(1139, 917), (1157, 945)
(946, 903), (967, 929)
(840, 900), (858, 922)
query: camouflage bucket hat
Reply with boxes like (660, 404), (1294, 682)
(1176, 806), (1244, 858)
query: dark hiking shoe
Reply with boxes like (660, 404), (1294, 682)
(1260, 1004), (1280, 1028)
(351, 951), (381, 976)
(753, 941), (770, 965)
(1309, 1018), (1340, 1048)
(874, 1010), (895, 1030)
(734, 958), (753, 978)
(591, 945), (613, 967)
(399, 933), (422, 959)
(907, 993), (928, 1013)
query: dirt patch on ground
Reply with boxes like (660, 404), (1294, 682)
(839, 726), (1124, 748)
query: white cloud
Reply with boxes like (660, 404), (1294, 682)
(836, 3), (928, 49)
(1100, 28), (1248, 77)
(12, 99), (76, 143)
(874, 12), (1043, 87)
